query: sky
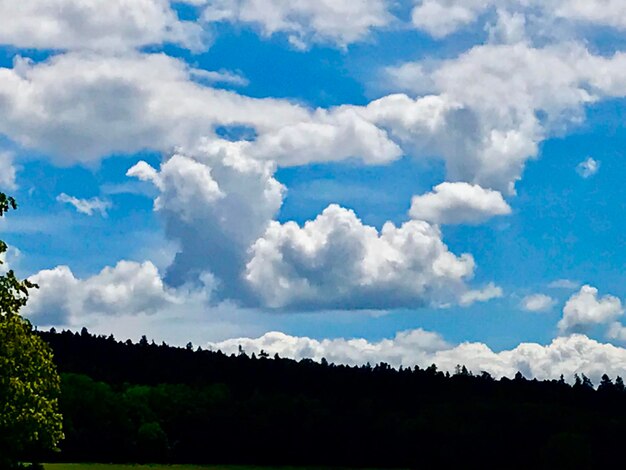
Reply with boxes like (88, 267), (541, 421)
(4, 0), (626, 381)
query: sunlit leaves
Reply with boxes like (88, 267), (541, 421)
(0, 192), (63, 466)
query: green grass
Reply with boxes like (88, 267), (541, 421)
(45, 466), (253, 470)
(44, 465), (362, 470)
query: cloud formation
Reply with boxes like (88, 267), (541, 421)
(387, 42), (626, 192)
(559, 285), (623, 334)
(210, 329), (626, 384)
(0, 53), (308, 165)
(246, 204), (476, 309)
(521, 294), (557, 312)
(410, 0), (626, 39)
(0, 0), (204, 51)
(2, 42), (625, 195)
(409, 182), (511, 225)
(24, 261), (184, 325)
(202, 0), (392, 48)
(128, 140), (284, 301)
(3, 2), (626, 319)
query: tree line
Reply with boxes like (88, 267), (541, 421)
(37, 327), (626, 468)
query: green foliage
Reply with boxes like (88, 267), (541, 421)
(0, 195), (37, 317)
(0, 193), (63, 467)
(43, 465), (357, 470)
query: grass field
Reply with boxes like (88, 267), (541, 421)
(44, 465), (362, 470)
(45, 466), (272, 470)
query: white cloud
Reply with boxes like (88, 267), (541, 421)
(410, 1), (626, 39)
(201, 0), (393, 48)
(129, 139), (503, 311)
(245, 204), (476, 309)
(556, 0), (626, 30)
(576, 157), (600, 178)
(409, 182), (511, 225)
(250, 104), (404, 166)
(24, 260), (188, 325)
(559, 285), (623, 334)
(486, 9), (527, 44)
(2, 44), (623, 196)
(459, 283), (504, 306)
(0, 152), (18, 190)
(386, 42), (626, 192)
(131, 141), (506, 310)
(212, 328), (451, 366)
(128, 139), (284, 301)
(411, 0), (486, 38)
(57, 193), (111, 217)
(0, 0), (205, 51)
(0, 52), (308, 165)
(0, 52), (407, 170)
(521, 293), (557, 312)
(0, 245), (21, 275)
(7, 31), (623, 317)
(210, 329), (626, 383)
(607, 322), (626, 343)
(548, 279), (581, 289)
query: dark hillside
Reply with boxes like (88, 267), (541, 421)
(39, 328), (626, 468)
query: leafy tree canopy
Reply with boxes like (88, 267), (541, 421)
(0, 193), (63, 468)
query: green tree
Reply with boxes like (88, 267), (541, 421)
(0, 193), (64, 468)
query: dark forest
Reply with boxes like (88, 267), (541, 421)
(36, 328), (626, 468)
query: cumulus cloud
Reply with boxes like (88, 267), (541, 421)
(576, 157), (600, 178)
(245, 204), (476, 309)
(0, 53), (407, 170)
(201, 0), (393, 48)
(607, 322), (626, 343)
(410, 0), (626, 39)
(409, 182), (511, 225)
(0, 0), (393, 52)
(131, 142), (504, 310)
(558, 285), (623, 334)
(521, 293), (557, 312)
(486, 9), (527, 44)
(250, 103), (404, 166)
(411, 0), (486, 38)
(0, 53), (308, 165)
(213, 329), (451, 366)
(128, 139), (284, 301)
(386, 42), (626, 192)
(57, 193), (111, 217)
(6, 15), (623, 316)
(210, 329), (626, 383)
(0, 152), (18, 190)
(2, 44), (624, 194)
(129, 138), (502, 310)
(24, 261), (185, 325)
(0, 0), (204, 51)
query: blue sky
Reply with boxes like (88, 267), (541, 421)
(4, 0), (626, 380)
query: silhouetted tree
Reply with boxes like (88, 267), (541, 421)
(598, 374), (614, 393)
